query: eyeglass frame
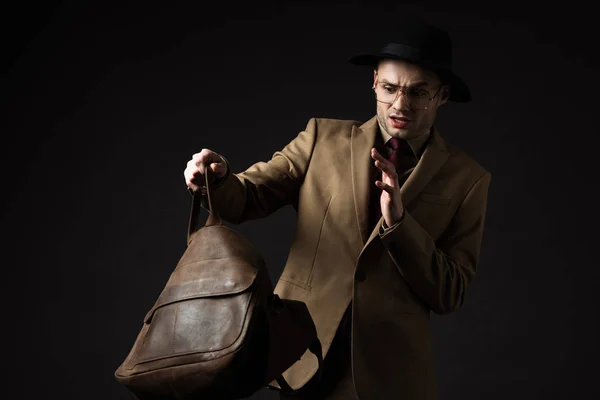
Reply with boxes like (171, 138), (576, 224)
(372, 82), (444, 110)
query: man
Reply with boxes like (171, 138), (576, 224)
(184, 19), (491, 400)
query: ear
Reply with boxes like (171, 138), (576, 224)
(372, 69), (378, 88)
(439, 85), (450, 105)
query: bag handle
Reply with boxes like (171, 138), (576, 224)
(188, 164), (222, 244)
(269, 338), (324, 395)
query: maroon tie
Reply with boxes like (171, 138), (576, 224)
(385, 137), (411, 169)
(387, 137), (400, 165)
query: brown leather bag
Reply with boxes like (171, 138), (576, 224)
(114, 170), (322, 400)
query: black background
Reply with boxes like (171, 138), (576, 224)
(3, 1), (599, 399)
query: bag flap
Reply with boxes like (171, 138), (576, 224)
(144, 256), (258, 323)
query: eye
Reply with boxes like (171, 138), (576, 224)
(408, 88), (429, 99)
(382, 85), (397, 94)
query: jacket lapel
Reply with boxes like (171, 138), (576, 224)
(358, 124), (450, 250)
(351, 117), (379, 245)
(399, 125), (449, 208)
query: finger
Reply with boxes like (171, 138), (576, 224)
(196, 150), (223, 171)
(190, 167), (203, 178)
(192, 149), (210, 161)
(191, 153), (202, 168)
(195, 157), (211, 174)
(375, 180), (395, 194)
(210, 162), (227, 177)
(187, 160), (204, 173)
(191, 149), (208, 163)
(371, 148), (392, 165)
(371, 148), (397, 177)
(186, 169), (200, 185)
(189, 163), (223, 182)
(374, 160), (398, 179)
(186, 179), (199, 192)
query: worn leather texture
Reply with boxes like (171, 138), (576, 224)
(114, 171), (321, 400)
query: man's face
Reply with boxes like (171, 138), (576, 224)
(374, 59), (448, 140)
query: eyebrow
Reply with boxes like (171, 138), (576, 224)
(379, 79), (431, 87)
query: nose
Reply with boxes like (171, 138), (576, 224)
(391, 89), (409, 111)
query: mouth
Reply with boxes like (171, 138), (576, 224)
(389, 115), (411, 128)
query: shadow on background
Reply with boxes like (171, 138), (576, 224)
(3, 1), (599, 399)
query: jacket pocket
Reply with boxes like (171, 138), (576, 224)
(278, 276), (312, 291)
(279, 195), (333, 289)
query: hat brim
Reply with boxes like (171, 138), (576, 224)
(349, 53), (471, 103)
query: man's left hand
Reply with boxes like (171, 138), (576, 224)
(371, 147), (405, 228)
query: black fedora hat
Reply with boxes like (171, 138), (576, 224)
(349, 20), (471, 102)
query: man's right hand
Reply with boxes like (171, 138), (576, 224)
(184, 149), (228, 193)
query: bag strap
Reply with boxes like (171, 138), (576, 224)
(270, 338), (324, 395)
(188, 165), (222, 244)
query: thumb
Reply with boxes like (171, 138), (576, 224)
(210, 161), (228, 178)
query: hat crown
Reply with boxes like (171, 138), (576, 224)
(384, 21), (452, 66)
(348, 19), (471, 103)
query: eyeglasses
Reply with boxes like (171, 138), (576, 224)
(373, 83), (443, 110)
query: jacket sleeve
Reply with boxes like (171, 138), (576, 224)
(379, 171), (492, 314)
(205, 118), (318, 224)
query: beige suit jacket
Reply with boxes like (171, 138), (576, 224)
(210, 116), (491, 399)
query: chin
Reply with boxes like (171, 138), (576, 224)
(387, 126), (411, 138)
